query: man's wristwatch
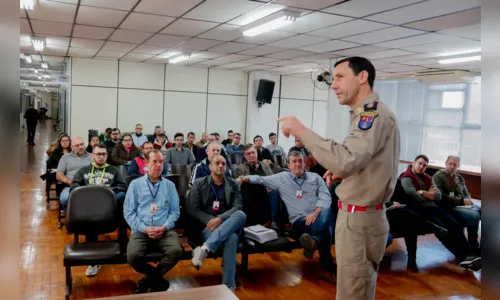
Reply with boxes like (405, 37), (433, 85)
(418, 190), (424, 195)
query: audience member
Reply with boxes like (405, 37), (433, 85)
(132, 123), (148, 147)
(165, 133), (195, 165)
(111, 133), (140, 166)
(85, 135), (99, 153)
(153, 130), (172, 156)
(190, 141), (231, 186)
(196, 132), (208, 148)
(266, 132), (285, 156)
(289, 137), (311, 158)
(128, 142), (169, 177)
(222, 130), (234, 147)
(99, 127), (112, 142)
(196, 133), (229, 163)
(148, 126), (163, 143)
(188, 155), (246, 292)
(124, 149), (182, 293)
(400, 154), (481, 271)
(225, 132), (243, 156)
(305, 156), (327, 178)
(253, 135), (274, 164)
(104, 128), (121, 156)
(49, 133), (71, 168)
(46, 132), (68, 157)
(184, 132), (199, 158)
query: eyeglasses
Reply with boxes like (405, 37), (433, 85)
(123, 139), (132, 142)
(73, 143), (84, 147)
(93, 153), (107, 157)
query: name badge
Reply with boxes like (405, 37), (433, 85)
(213, 200), (220, 211)
(151, 203), (158, 213)
(296, 190), (303, 199)
(450, 192), (455, 197)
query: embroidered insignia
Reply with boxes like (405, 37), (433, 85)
(356, 107), (363, 114)
(363, 100), (378, 111)
(358, 111), (378, 130)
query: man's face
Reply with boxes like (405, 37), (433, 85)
(243, 146), (258, 164)
(446, 157), (459, 174)
(202, 133), (208, 141)
(295, 138), (305, 148)
(206, 144), (221, 160)
(92, 147), (108, 165)
(210, 157), (226, 176)
(215, 134), (221, 141)
(135, 125), (142, 135)
(142, 143), (154, 156)
(233, 134), (241, 145)
(207, 135), (216, 143)
(187, 134), (195, 144)
(331, 61), (362, 106)
(157, 135), (166, 144)
(254, 137), (263, 148)
(228, 133), (234, 140)
(111, 130), (120, 141)
(413, 158), (428, 175)
(175, 136), (184, 147)
(71, 138), (85, 155)
(155, 127), (162, 135)
(147, 152), (164, 177)
(287, 154), (305, 176)
(269, 135), (277, 145)
(122, 135), (133, 148)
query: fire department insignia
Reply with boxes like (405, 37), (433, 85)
(358, 111), (378, 130)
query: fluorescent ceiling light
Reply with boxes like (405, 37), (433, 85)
(41, 62), (48, 69)
(20, 0), (36, 10)
(438, 48), (481, 57)
(34, 69), (38, 74)
(31, 37), (45, 52)
(169, 54), (190, 64)
(25, 55), (32, 63)
(20, 53), (26, 59)
(241, 11), (300, 37)
(438, 55), (481, 64)
(43, 74), (50, 79)
(237, 5), (285, 26)
(37, 76), (42, 80)
(159, 52), (180, 59)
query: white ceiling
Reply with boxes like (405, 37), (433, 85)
(20, 0), (482, 78)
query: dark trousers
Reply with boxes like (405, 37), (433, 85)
(409, 205), (470, 261)
(450, 204), (481, 251)
(27, 123), (37, 143)
(127, 231), (183, 277)
(292, 207), (336, 272)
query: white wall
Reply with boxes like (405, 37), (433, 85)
(37, 91), (52, 118)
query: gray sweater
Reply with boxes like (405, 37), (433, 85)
(165, 147), (195, 165)
(400, 177), (442, 208)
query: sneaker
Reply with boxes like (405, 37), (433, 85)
(459, 256), (481, 271)
(299, 233), (319, 259)
(85, 265), (101, 277)
(191, 246), (209, 270)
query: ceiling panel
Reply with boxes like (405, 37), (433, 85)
(341, 27), (425, 44)
(77, 6), (128, 27)
(73, 25), (114, 39)
(439, 24), (481, 41)
(209, 54), (254, 63)
(145, 34), (190, 47)
(31, 20), (73, 36)
(208, 42), (257, 53)
(290, 53), (336, 64)
(81, 0), (138, 10)
(109, 29), (153, 44)
(184, 0), (262, 23)
(20, 18), (31, 34)
(365, 0), (481, 25)
(376, 52), (441, 63)
(198, 60), (223, 66)
(20, 43), (33, 51)
(198, 24), (243, 41)
(44, 45), (69, 55)
(279, 12), (352, 33)
(121, 53), (155, 61)
(403, 40), (481, 53)
(274, 0), (344, 10)
(268, 34), (328, 48)
(133, 45), (170, 55)
(161, 19), (219, 36)
(70, 38), (105, 49)
(101, 41), (138, 52)
(300, 40), (360, 53)
(361, 49), (416, 60)
(373, 33), (465, 48)
(240, 57), (278, 64)
(308, 19), (391, 39)
(402, 58), (442, 66)
(238, 45), (283, 56)
(218, 62), (253, 69)
(20, 34), (31, 44)
(191, 51), (227, 59)
(238, 64), (274, 70)
(330, 45), (388, 56)
(404, 7), (480, 31)
(179, 38), (227, 51)
(26, 0), (76, 23)
(266, 49), (314, 59)
(120, 13), (175, 33)
(96, 50), (128, 58)
(235, 30), (295, 45)
(68, 47), (99, 57)
(321, 0), (422, 18)
(41, 35), (71, 47)
(134, 0), (205, 17)
(227, 3), (285, 26)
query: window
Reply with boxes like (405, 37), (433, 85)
(441, 91), (464, 108)
(466, 81), (481, 124)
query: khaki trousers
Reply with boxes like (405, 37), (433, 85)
(335, 208), (389, 300)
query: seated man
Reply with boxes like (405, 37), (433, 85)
(56, 136), (92, 211)
(70, 143), (128, 277)
(433, 155), (481, 254)
(239, 150), (336, 282)
(132, 123), (148, 147)
(225, 132), (244, 157)
(183, 131), (200, 158)
(190, 141), (231, 186)
(288, 137), (311, 158)
(188, 155), (246, 292)
(400, 154), (481, 271)
(265, 132), (285, 156)
(196, 133), (229, 163)
(253, 135), (274, 164)
(165, 133), (195, 165)
(124, 149), (183, 293)
(104, 128), (121, 155)
(128, 142), (169, 177)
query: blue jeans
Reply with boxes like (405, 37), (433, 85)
(451, 204), (481, 250)
(292, 207), (335, 272)
(202, 210), (246, 291)
(268, 189), (279, 218)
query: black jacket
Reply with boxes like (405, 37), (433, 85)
(24, 108), (39, 125)
(70, 163), (127, 194)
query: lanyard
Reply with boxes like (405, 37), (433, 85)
(147, 179), (160, 201)
(210, 183), (224, 200)
(89, 165), (106, 185)
(446, 173), (456, 189)
(293, 174), (307, 191)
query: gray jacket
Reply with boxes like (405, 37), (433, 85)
(235, 161), (273, 177)
(188, 175), (242, 225)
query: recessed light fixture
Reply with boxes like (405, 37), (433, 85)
(43, 74), (50, 79)
(31, 37), (46, 52)
(20, 0), (36, 10)
(25, 55), (32, 63)
(438, 55), (481, 64)
(37, 76), (42, 80)
(41, 62), (48, 69)
(169, 54), (191, 64)
(34, 69), (38, 74)
(43, 84), (46, 86)
(438, 48), (481, 57)
(240, 10), (300, 37)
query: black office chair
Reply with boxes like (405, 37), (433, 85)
(125, 174), (143, 186)
(63, 186), (122, 300)
(273, 154), (287, 168)
(117, 165), (128, 179)
(229, 154), (243, 165)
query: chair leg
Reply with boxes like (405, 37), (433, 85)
(238, 252), (255, 282)
(58, 200), (63, 229)
(65, 265), (72, 299)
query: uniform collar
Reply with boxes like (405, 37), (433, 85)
(350, 92), (380, 117)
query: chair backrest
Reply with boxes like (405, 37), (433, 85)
(117, 165), (127, 178)
(125, 174), (143, 186)
(240, 183), (272, 227)
(229, 154), (243, 165)
(66, 186), (118, 235)
(166, 174), (189, 201)
(273, 155), (287, 168)
(169, 164), (192, 178)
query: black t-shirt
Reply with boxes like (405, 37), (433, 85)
(207, 183), (227, 216)
(248, 163), (267, 176)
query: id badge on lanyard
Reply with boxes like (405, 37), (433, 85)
(213, 200), (220, 211)
(211, 184), (223, 211)
(294, 174), (306, 199)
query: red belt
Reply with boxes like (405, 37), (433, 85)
(338, 201), (383, 213)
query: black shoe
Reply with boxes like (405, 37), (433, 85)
(299, 233), (318, 259)
(426, 220), (449, 237)
(134, 277), (149, 294)
(270, 221), (280, 232)
(460, 256), (481, 271)
(407, 258), (420, 273)
(149, 276), (170, 292)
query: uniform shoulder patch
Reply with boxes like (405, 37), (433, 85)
(363, 100), (378, 111)
(358, 111), (378, 130)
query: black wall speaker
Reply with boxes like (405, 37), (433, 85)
(256, 79), (275, 106)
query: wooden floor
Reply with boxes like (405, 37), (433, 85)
(20, 121), (481, 300)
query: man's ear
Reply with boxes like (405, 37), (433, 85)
(358, 70), (369, 85)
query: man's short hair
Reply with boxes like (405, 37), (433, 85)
(135, 123), (142, 127)
(145, 149), (162, 160)
(414, 154), (429, 163)
(242, 143), (254, 152)
(142, 141), (153, 148)
(155, 125), (161, 130)
(210, 154), (226, 166)
(187, 131), (195, 137)
(207, 140), (221, 149)
(253, 135), (263, 142)
(210, 132), (220, 137)
(334, 56), (376, 89)
(93, 143), (107, 152)
(234, 132), (241, 137)
(111, 127), (120, 133)
(174, 132), (184, 139)
(446, 155), (460, 164)
(288, 150), (304, 160)
(269, 132), (276, 138)
(227, 130), (233, 134)
(105, 128), (112, 133)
